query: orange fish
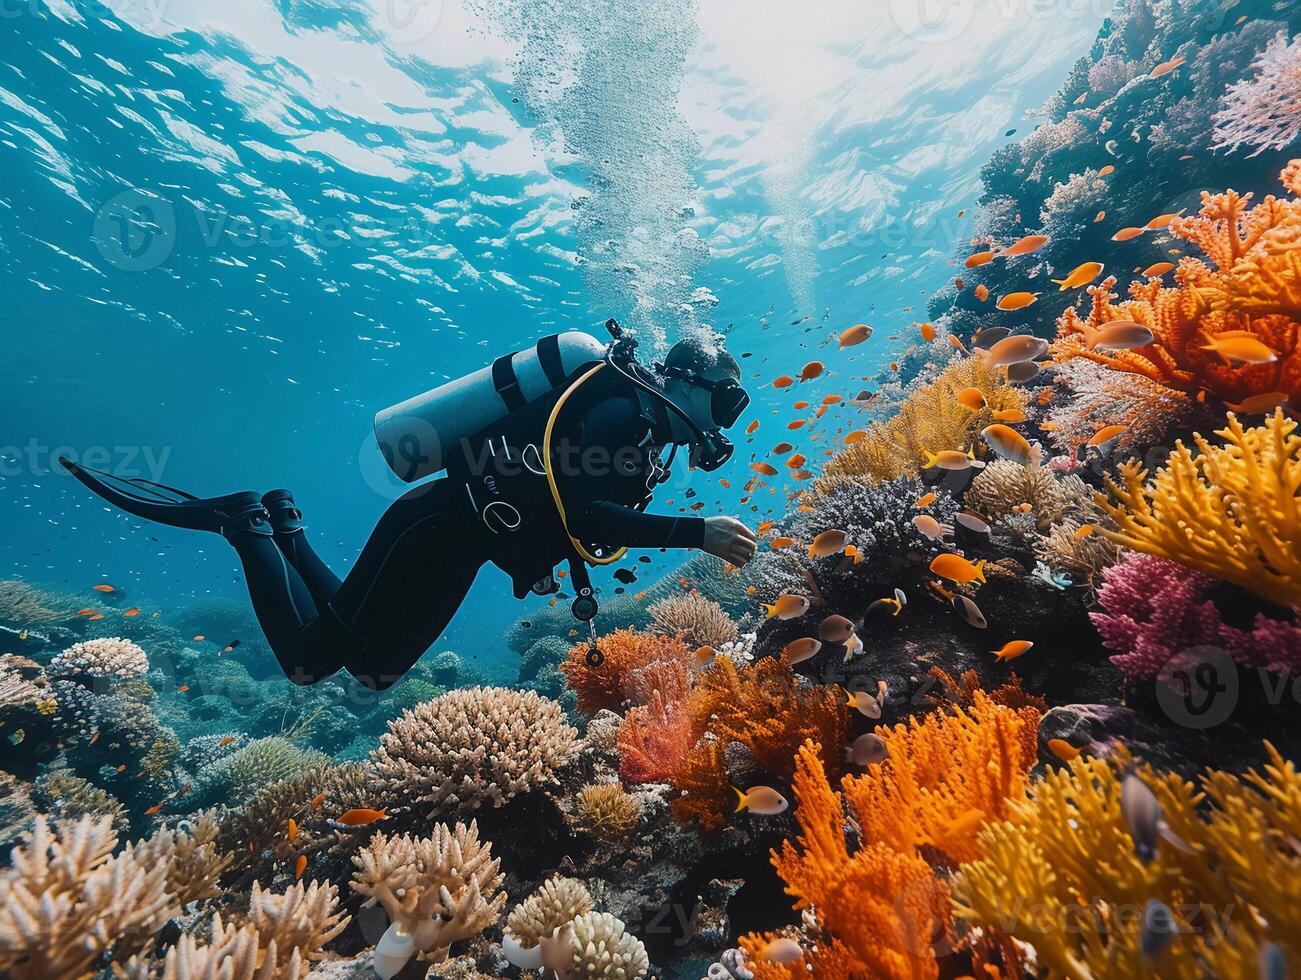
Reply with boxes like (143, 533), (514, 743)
(1074, 524), (1096, 540)
(915, 492), (936, 507)
(1149, 55), (1186, 79)
(996, 291), (1038, 311)
(745, 420), (759, 434)
(842, 429), (868, 445)
(751, 462), (779, 476)
(692, 646), (716, 668)
(793, 401), (810, 410)
(295, 854), (308, 879)
(1002, 234), (1049, 257)
(974, 284), (990, 302)
(88, 613), (104, 621)
(773, 375), (795, 389)
(310, 793), (326, 808)
(992, 640), (1034, 662)
(839, 324), (872, 348)
(1226, 392), (1290, 414)
(1094, 210), (1107, 222)
(1112, 227), (1145, 242)
(337, 808), (388, 826)
(1145, 213), (1181, 231)
(955, 387), (987, 411)
(123, 607), (140, 617)
(1142, 262), (1175, 277)
(1052, 262), (1103, 291)
(769, 536), (797, 550)
(942, 808), (986, 839)
(786, 453), (806, 469)
(1098, 166), (1115, 177)
(1087, 425), (1128, 454)
(93, 584), (115, 593)
(219, 736), (236, 747)
(89, 731), (100, 745)
(115, 764), (126, 773)
(787, 420), (808, 430)
(73, 608), (96, 617)
(757, 520), (776, 534)
(193, 635), (205, 641)
(991, 408), (1027, 423)
(930, 553), (986, 584)
(287, 818), (298, 843)
(1200, 335), (1277, 366)
(822, 394), (842, 406)
(965, 250), (996, 268)
(799, 361), (824, 382)
(1047, 738), (1081, 761)
(773, 442), (794, 454)
(177, 685), (190, 693)
(1074, 92), (1088, 105)
(949, 335), (969, 354)
(981, 423), (1040, 465)
(808, 529), (849, 559)
(918, 322), (937, 342)
(145, 804), (164, 815)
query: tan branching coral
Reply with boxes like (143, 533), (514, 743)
(503, 877), (594, 971)
(647, 593), (738, 648)
(50, 637), (149, 680)
(130, 811), (233, 908)
(818, 358), (1026, 487)
(560, 911), (650, 980)
(1034, 518), (1125, 583)
(0, 659), (44, 709)
(571, 782), (640, 840)
(350, 821), (505, 973)
(370, 687), (576, 816)
(1098, 410), (1301, 609)
(30, 770), (127, 835)
(0, 816), (175, 979)
(955, 745), (1301, 978)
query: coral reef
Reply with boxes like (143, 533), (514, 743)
(571, 781), (640, 840)
(1093, 552), (1301, 679)
(350, 821), (505, 972)
(965, 459), (1095, 532)
(647, 593), (738, 649)
(1213, 31), (1301, 156)
(193, 735), (331, 808)
(562, 911), (650, 980)
(504, 875), (594, 950)
(1098, 410), (1301, 609)
(616, 691), (693, 785)
(560, 629), (693, 715)
(369, 686), (576, 817)
(49, 636), (149, 680)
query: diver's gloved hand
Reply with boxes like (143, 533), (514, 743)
(703, 516), (758, 566)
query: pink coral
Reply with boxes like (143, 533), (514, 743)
(1212, 32), (1301, 157)
(1091, 553), (1301, 680)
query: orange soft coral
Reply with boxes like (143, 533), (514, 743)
(559, 629), (691, 715)
(760, 741), (951, 980)
(668, 658), (849, 831)
(616, 691), (694, 784)
(1052, 161), (1301, 405)
(842, 692), (1038, 866)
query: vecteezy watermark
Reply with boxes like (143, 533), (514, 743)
(372, 0), (445, 46)
(1, 440), (173, 483)
(0, 0), (170, 29)
(93, 188), (178, 272)
(1156, 645), (1239, 730)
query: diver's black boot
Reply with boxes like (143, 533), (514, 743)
(58, 457), (270, 540)
(261, 489), (303, 534)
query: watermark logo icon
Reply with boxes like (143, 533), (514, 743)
(888, 0), (976, 43)
(376, 0), (444, 45)
(1155, 645), (1238, 730)
(93, 188), (176, 271)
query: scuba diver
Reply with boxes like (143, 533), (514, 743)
(60, 320), (757, 691)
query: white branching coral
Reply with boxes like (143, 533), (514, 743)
(1213, 31), (1301, 157)
(370, 686), (576, 815)
(0, 661), (43, 708)
(50, 637), (149, 679)
(503, 877), (595, 971)
(647, 593), (738, 648)
(350, 821), (506, 977)
(560, 911), (650, 980)
(0, 815), (175, 979)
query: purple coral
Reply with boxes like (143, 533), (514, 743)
(1092, 553), (1301, 680)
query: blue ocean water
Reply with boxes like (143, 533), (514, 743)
(1, 0), (1105, 677)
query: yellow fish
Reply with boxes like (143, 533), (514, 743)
(921, 448), (979, 471)
(1052, 261), (1103, 290)
(765, 594), (811, 620)
(930, 553), (986, 584)
(991, 408), (1027, 423)
(955, 387), (987, 411)
(981, 423), (1040, 465)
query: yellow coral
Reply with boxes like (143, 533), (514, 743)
(572, 782), (640, 840)
(1098, 410), (1301, 609)
(818, 358), (1025, 488)
(955, 745), (1301, 979)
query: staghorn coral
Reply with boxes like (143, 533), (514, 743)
(0, 659), (45, 709)
(617, 690), (694, 784)
(1043, 357), (1200, 459)
(1098, 410), (1301, 610)
(671, 658), (849, 831)
(1052, 162), (1301, 405)
(131, 811), (233, 909)
(49, 637), (149, 680)
(842, 692), (1039, 866)
(1092, 552), (1301, 679)
(647, 593), (738, 649)
(192, 736), (331, 808)
(964, 459), (1096, 532)
(571, 782), (640, 840)
(0, 815), (175, 978)
(370, 686), (576, 816)
(955, 745), (1301, 978)
(559, 911), (650, 980)
(1213, 32), (1301, 157)
(818, 358), (1026, 487)
(560, 628), (693, 715)
(350, 821), (505, 972)
(755, 741), (951, 980)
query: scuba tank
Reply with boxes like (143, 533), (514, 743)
(373, 331), (608, 482)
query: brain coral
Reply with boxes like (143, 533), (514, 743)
(370, 686), (576, 816)
(49, 637), (149, 680)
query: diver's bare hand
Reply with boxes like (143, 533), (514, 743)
(703, 516), (757, 566)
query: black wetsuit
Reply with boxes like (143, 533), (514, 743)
(229, 366), (704, 690)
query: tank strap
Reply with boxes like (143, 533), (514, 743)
(536, 334), (567, 388)
(491, 353), (527, 412)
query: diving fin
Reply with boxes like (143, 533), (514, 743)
(59, 457), (270, 539)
